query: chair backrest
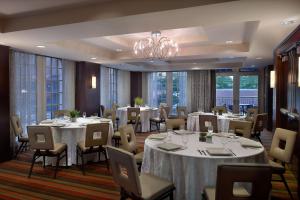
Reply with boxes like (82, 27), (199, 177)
(212, 106), (227, 114)
(166, 119), (185, 130)
(53, 110), (70, 118)
(199, 115), (218, 133)
(270, 128), (297, 163)
(27, 126), (54, 150)
(177, 106), (187, 118)
(112, 103), (119, 111)
(160, 107), (169, 120)
(104, 109), (116, 123)
(85, 123), (109, 147)
(107, 146), (142, 197)
(119, 124), (136, 153)
(100, 105), (105, 117)
(11, 115), (23, 137)
(127, 107), (140, 121)
(253, 113), (267, 132)
(245, 108), (258, 121)
(229, 120), (253, 138)
(215, 164), (272, 200)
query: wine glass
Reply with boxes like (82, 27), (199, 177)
(207, 126), (213, 135)
(166, 128), (172, 142)
(181, 134), (189, 147)
(82, 112), (86, 118)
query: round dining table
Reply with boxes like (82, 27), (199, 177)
(39, 117), (114, 166)
(141, 132), (267, 200)
(187, 112), (245, 133)
(117, 106), (158, 132)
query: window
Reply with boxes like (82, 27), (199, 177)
(11, 51), (37, 131)
(109, 68), (118, 108)
(148, 72), (167, 107)
(46, 57), (63, 119)
(172, 72), (187, 113)
(216, 75), (234, 111)
(239, 75), (258, 112)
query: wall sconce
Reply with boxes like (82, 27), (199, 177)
(270, 70), (275, 88)
(91, 75), (97, 89)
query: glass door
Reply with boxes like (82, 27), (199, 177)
(239, 75), (259, 113)
(216, 75), (234, 112)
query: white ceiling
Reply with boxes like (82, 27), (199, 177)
(0, 0), (299, 71)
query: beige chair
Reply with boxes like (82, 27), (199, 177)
(53, 110), (70, 118)
(119, 124), (143, 169)
(177, 106), (188, 120)
(11, 115), (29, 158)
(166, 118), (185, 130)
(252, 113), (267, 143)
(203, 163), (272, 200)
(27, 126), (68, 178)
(229, 120), (253, 138)
(107, 146), (175, 200)
(199, 115), (218, 133)
(76, 123), (109, 175)
(127, 107), (141, 132)
(150, 107), (168, 132)
(269, 128), (297, 200)
(99, 105), (105, 117)
(212, 106), (227, 115)
(245, 108), (258, 122)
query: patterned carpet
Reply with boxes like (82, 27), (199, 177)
(0, 131), (297, 200)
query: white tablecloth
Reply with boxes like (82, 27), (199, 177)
(141, 133), (267, 200)
(40, 117), (114, 166)
(187, 112), (244, 133)
(117, 107), (158, 132)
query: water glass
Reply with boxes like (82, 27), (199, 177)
(83, 112), (86, 118)
(207, 126), (213, 135)
(181, 134), (189, 147)
(166, 129), (172, 142)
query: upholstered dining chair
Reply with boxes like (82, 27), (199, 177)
(212, 106), (227, 115)
(229, 120), (253, 138)
(166, 118), (185, 130)
(127, 107), (141, 132)
(150, 107), (168, 132)
(251, 113), (267, 143)
(107, 146), (175, 200)
(245, 108), (258, 122)
(53, 110), (70, 118)
(27, 126), (68, 178)
(199, 115), (218, 133)
(119, 124), (143, 169)
(269, 128), (297, 200)
(177, 106), (188, 119)
(11, 115), (29, 158)
(203, 163), (272, 200)
(76, 123), (109, 175)
(99, 105), (105, 117)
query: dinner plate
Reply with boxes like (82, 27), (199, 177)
(206, 147), (232, 156)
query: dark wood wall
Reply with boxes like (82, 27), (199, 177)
(0, 45), (11, 162)
(75, 62), (100, 116)
(130, 72), (143, 106)
(264, 65), (274, 131)
(274, 25), (300, 197)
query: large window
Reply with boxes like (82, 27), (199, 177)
(109, 68), (118, 108)
(46, 57), (63, 119)
(148, 72), (187, 112)
(239, 75), (258, 112)
(216, 75), (233, 110)
(11, 51), (37, 131)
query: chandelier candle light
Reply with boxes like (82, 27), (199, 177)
(133, 31), (179, 60)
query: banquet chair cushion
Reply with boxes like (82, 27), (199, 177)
(268, 160), (285, 174)
(51, 143), (67, 154)
(77, 141), (101, 152)
(204, 186), (250, 200)
(134, 152), (144, 164)
(166, 118), (185, 130)
(229, 120), (252, 138)
(120, 124), (137, 153)
(139, 173), (174, 200)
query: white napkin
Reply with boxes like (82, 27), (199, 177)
(239, 138), (262, 148)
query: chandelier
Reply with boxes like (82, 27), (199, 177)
(133, 31), (179, 60)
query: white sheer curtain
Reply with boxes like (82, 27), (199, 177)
(62, 60), (75, 110)
(148, 72), (167, 107)
(100, 66), (119, 109)
(117, 70), (130, 107)
(10, 51), (37, 133)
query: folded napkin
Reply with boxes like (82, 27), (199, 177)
(157, 143), (182, 151)
(173, 130), (194, 135)
(148, 134), (166, 140)
(40, 119), (54, 124)
(206, 147), (232, 156)
(239, 138), (262, 148)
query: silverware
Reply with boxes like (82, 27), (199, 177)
(228, 148), (236, 156)
(202, 150), (207, 156)
(198, 150), (203, 155)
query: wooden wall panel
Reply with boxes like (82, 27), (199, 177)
(0, 45), (11, 162)
(130, 72), (143, 106)
(75, 62), (100, 116)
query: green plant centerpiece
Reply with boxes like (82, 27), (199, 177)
(70, 110), (80, 122)
(134, 97), (144, 107)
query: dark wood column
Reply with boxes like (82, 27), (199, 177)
(130, 72), (143, 106)
(0, 45), (11, 162)
(75, 62), (100, 116)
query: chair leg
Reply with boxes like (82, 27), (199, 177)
(28, 152), (36, 178)
(76, 147), (79, 166)
(103, 149), (109, 171)
(54, 154), (60, 179)
(15, 142), (24, 158)
(156, 122), (160, 132)
(43, 156), (45, 168)
(280, 174), (294, 200)
(65, 147), (68, 167)
(170, 190), (173, 200)
(81, 152), (85, 175)
(98, 149), (101, 162)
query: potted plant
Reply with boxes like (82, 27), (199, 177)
(134, 97), (144, 107)
(70, 110), (80, 122)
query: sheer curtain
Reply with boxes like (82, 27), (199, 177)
(100, 66), (118, 109)
(10, 51), (37, 133)
(117, 70), (130, 106)
(148, 72), (167, 107)
(187, 70), (216, 112)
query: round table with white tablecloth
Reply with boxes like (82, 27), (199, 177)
(141, 132), (267, 200)
(117, 106), (158, 132)
(187, 112), (245, 133)
(39, 117), (114, 166)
